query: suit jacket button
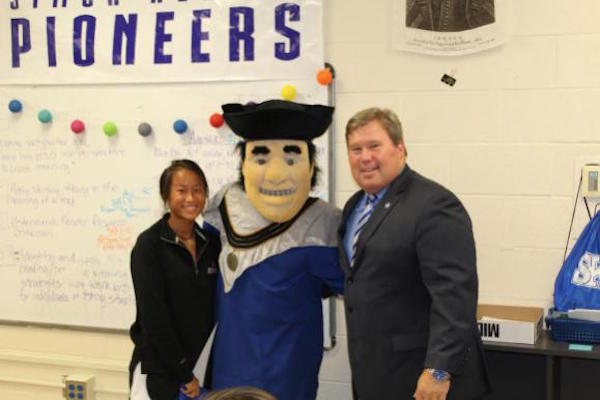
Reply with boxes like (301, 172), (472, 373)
(347, 278), (353, 284)
(347, 307), (354, 313)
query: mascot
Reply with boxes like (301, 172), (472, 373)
(203, 100), (344, 400)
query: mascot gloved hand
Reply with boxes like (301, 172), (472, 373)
(203, 100), (344, 400)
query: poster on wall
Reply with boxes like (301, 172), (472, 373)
(1, 0), (323, 84)
(393, 0), (510, 56)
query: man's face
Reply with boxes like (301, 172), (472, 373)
(347, 119), (406, 194)
(242, 139), (313, 223)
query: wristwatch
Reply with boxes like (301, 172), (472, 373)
(425, 368), (450, 382)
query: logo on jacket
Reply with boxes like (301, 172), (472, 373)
(208, 262), (218, 275)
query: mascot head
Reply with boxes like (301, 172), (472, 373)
(222, 100), (334, 223)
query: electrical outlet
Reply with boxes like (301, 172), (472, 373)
(62, 375), (95, 400)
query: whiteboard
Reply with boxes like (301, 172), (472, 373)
(0, 81), (329, 330)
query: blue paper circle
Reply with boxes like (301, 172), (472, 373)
(8, 99), (22, 113)
(173, 119), (188, 134)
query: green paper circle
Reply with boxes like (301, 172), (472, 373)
(38, 109), (52, 123)
(103, 121), (118, 136)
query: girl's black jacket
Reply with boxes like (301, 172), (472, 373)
(128, 214), (220, 398)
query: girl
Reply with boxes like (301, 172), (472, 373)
(129, 160), (220, 400)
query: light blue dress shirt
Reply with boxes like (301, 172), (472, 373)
(343, 186), (389, 263)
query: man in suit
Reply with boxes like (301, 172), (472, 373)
(339, 107), (490, 400)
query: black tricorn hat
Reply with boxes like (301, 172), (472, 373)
(222, 100), (334, 141)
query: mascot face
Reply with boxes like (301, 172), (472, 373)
(242, 139), (313, 223)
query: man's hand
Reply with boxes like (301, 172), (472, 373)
(181, 376), (200, 398)
(413, 369), (450, 400)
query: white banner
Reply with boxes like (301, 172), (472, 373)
(393, 0), (510, 56)
(1, 0), (324, 84)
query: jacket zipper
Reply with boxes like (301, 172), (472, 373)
(159, 236), (203, 278)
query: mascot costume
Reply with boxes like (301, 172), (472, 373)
(203, 100), (344, 400)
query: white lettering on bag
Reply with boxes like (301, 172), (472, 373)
(571, 251), (600, 290)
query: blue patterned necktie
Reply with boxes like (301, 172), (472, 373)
(350, 193), (377, 267)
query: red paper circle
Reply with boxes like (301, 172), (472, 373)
(71, 119), (85, 134)
(209, 113), (224, 128)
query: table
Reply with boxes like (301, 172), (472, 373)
(482, 330), (600, 400)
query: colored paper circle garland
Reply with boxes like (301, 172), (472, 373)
(6, 70), (327, 136)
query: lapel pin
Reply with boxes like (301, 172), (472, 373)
(384, 202), (390, 209)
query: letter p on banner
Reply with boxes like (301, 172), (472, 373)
(11, 18), (31, 67)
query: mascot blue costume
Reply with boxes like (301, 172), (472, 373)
(203, 100), (344, 400)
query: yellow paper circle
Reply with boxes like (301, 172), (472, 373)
(281, 84), (297, 101)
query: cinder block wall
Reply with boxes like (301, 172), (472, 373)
(3, 2), (600, 399)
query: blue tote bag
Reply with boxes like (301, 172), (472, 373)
(554, 212), (600, 311)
